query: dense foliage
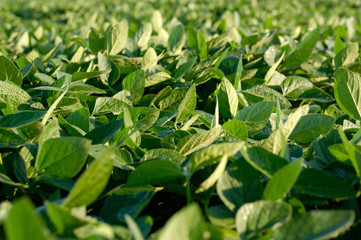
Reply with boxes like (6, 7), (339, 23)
(1, 0), (361, 239)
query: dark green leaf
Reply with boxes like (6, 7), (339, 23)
(84, 119), (123, 144)
(0, 111), (45, 128)
(295, 168), (356, 198)
(127, 160), (185, 187)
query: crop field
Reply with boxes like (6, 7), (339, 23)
(1, 0), (361, 239)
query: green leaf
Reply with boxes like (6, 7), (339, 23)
(122, 70), (145, 104)
(265, 51), (284, 83)
(71, 69), (111, 82)
(190, 142), (244, 174)
(99, 187), (155, 223)
(217, 159), (263, 212)
(241, 146), (289, 177)
(208, 205), (235, 228)
(92, 97), (129, 115)
(36, 137), (91, 178)
(4, 198), (47, 240)
(187, 27), (198, 51)
(234, 101), (274, 135)
(145, 72), (171, 87)
(0, 129), (26, 148)
(196, 155), (228, 193)
(176, 85), (197, 123)
(0, 173), (26, 187)
(88, 29), (104, 54)
(335, 68), (361, 120)
(235, 200), (292, 240)
(141, 148), (186, 166)
(285, 28), (319, 69)
(127, 160), (185, 187)
(63, 146), (115, 208)
(296, 87), (335, 103)
(262, 105), (309, 154)
(197, 30), (207, 60)
(338, 129), (361, 180)
(176, 125), (222, 156)
(47, 202), (87, 236)
(42, 43), (61, 63)
(134, 23), (152, 49)
(263, 159), (302, 201)
(151, 10), (163, 32)
(125, 214), (145, 240)
(128, 107), (160, 133)
(295, 168), (356, 198)
(107, 20), (128, 55)
(172, 56), (197, 80)
(335, 42), (359, 69)
(84, 119), (123, 144)
(281, 76), (313, 98)
(242, 85), (291, 109)
(0, 81), (31, 112)
(159, 87), (187, 110)
(218, 77), (238, 119)
(158, 203), (203, 240)
(98, 53), (120, 86)
(222, 120), (248, 141)
(0, 111), (45, 128)
(0, 55), (22, 85)
(274, 210), (355, 240)
(290, 114), (335, 144)
(66, 107), (89, 132)
(168, 24), (185, 52)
